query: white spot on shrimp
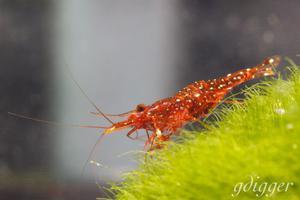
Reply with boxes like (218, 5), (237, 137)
(218, 84), (224, 89)
(246, 68), (251, 71)
(227, 73), (232, 77)
(156, 129), (162, 137)
(176, 98), (181, 102)
(194, 93), (201, 97)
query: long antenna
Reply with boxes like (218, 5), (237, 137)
(79, 131), (107, 199)
(81, 132), (106, 177)
(64, 65), (114, 125)
(8, 112), (108, 129)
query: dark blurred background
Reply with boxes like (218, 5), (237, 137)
(0, 0), (299, 199)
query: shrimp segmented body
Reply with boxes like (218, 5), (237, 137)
(101, 55), (281, 150)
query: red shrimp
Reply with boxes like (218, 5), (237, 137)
(100, 55), (281, 150)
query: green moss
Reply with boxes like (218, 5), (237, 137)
(112, 61), (300, 200)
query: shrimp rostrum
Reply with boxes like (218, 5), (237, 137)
(97, 56), (281, 151)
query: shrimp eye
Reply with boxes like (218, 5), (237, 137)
(136, 104), (146, 112)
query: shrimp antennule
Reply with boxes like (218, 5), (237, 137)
(8, 112), (108, 129)
(65, 64), (115, 125)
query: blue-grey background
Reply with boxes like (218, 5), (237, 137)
(0, 0), (299, 199)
